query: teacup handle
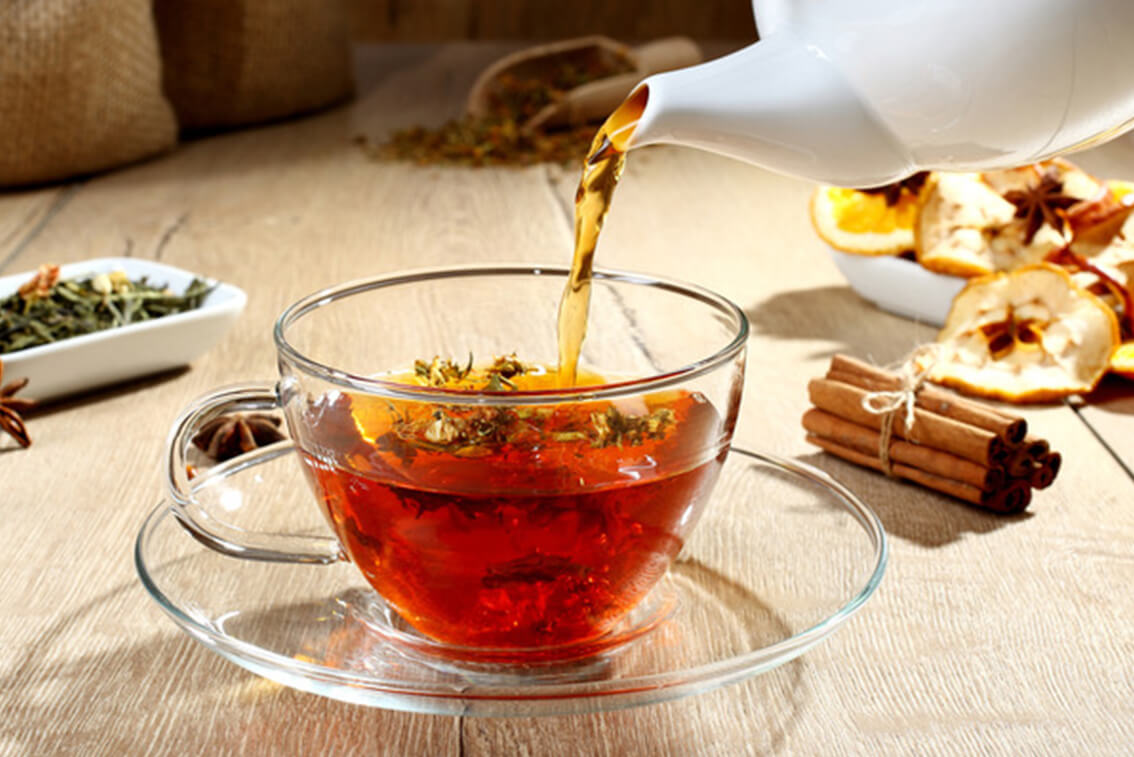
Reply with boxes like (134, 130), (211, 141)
(165, 383), (344, 564)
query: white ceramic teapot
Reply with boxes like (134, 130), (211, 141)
(624, 0), (1134, 186)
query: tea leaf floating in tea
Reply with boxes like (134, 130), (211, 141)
(589, 404), (675, 448)
(412, 353), (529, 391)
(413, 354), (475, 387)
(0, 359), (36, 448)
(316, 354), (681, 464)
(0, 264), (215, 354)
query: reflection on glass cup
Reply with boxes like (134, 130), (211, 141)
(166, 266), (747, 659)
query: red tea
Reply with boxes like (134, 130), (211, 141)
(293, 360), (725, 650)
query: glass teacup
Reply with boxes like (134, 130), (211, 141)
(165, 266), (747, 659)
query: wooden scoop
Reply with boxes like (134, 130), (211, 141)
(465, 36), (702, 132)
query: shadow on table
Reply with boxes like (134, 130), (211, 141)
(1080, 375), (1134, 412)
(797, 451), (1031, 548)
(742, 284), (1033, 547)
(0, 368), (190, 455)
(18, 367), (190, 420)
(2, 575), (810, 755)
(746, 285), (940, 363)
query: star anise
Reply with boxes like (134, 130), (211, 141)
(859, 171), (930, 206)
(0, 360), (37, 448)
(191, 412), (287, 461)
(1003, 170), (1081, 245)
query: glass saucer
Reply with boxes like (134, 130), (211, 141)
(135, 445), (887, 717)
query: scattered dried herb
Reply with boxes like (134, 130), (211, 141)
(191, 413), (287, 462)
(357, 120), (598, 168)
(0, 265), (215, 354)
(357, 56), (635, 167)
(0, 359), (36, 448)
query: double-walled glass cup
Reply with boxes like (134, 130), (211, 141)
(166, 265), (747, 660)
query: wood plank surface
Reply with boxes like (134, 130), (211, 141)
(1, 43), (1132, 756)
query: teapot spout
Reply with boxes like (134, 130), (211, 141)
(626, 34), (913, 187)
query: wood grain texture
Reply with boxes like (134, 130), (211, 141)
(0, 185), (70, 269)
(0, 43), (1132, 756)
(1073, 377), (1134, 477)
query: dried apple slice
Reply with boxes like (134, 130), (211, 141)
(916, 160), (1103, 277)
(915, 172), (1016, 276)
(810, 173), (929, 256)
(930, 264), (1120, 402)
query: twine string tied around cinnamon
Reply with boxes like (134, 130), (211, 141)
(859, 345), (942, 476)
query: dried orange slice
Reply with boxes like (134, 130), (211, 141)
(810, 175), (928, 255)
(930, 264), (1120, 402)
(916, 160), (1102, 277)
(1110, 342), (1134, 380)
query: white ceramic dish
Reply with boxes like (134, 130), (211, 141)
(0, 258), (246, 401)
(826, 247), (967, 326)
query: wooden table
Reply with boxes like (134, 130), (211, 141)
(2, 44), (1132, 755)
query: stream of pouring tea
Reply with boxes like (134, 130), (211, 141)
(556, 87), (648, 386)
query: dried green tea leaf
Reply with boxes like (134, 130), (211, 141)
(0, 268), (216, 354)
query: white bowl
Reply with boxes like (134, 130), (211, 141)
(826, 247), (967, 326)
(0, 258), (246, 401)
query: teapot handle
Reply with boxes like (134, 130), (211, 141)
(164, 383), (344, 565)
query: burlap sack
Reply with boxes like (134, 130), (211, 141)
(0, 0), (178, 188)
(154, 0), (354, 131)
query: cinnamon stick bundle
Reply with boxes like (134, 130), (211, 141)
(802, 409), (1006, 491)
(829, 355), (1027, 444)
(808, 378), (1007, 466)
(803, 354), (1060, 514)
